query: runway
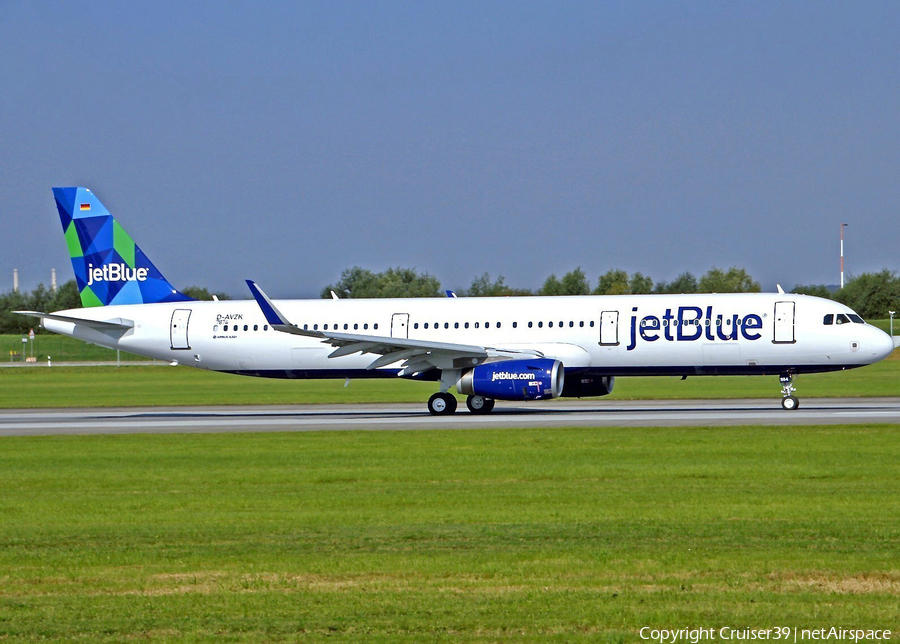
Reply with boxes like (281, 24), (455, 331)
(1, 398), (899, 436)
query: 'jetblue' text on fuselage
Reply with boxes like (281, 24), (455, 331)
(627, 306), (763, 351)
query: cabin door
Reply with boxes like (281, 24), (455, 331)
(773, 301), (796, 344)
(170, 309), (192, 350)
(391, 313), (410, 339)
(599, 310), (620, 346)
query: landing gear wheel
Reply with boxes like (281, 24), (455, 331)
(428, 392), (458, 416)
(778, 373), (798, 411)
(466, 395), (495, 414)
(781, 395), (799, 411)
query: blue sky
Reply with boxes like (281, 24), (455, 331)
(2, 1), (898, 298)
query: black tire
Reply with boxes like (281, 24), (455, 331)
(466, 395), (495, 414)
(781, 395), (799, 411)
(428, 392), (457, 416)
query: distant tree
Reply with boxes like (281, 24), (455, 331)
(463, 273), (530, 297)
(595, 269), (630, 295)
(538, 274), (563, 296)
(629, 272), (654, 294)
(48, 280), (82, 312)
(26, 283), (53, 314)
(834, 270), (900, 319)
(791, 284), (833, 299)
(654, 272), (698, 294)
(0, 289), (29, 334)
(698, 267), (760, 293)
(539, 268), (589, 296)
(322, 267), (378, 299)
(378, 267), (442, 298)
(181, 286), (231, 301)
(560, 268), (591, 295)
(322, 267), (441, 298)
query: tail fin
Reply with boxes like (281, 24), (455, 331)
(53, 187), (193, 307)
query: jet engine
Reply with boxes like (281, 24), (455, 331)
(456, 358), (564, 401)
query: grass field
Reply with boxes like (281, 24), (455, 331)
(1, 425), (898, 642)
(1, 333), (150, 363)
(1, 349), (898, 408)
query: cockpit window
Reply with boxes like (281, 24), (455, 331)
(835, 314), (852, 325)
(848, 314), (864, 324)
(823, 314), (833, 325)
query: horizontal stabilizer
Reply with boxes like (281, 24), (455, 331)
(14, 310), (134, 331)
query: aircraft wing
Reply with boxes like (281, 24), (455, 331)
(14, 311), (134, 331)
(246, 281), (541, 375)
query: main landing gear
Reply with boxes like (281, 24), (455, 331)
(779, 373), (799, 410)
(427, 392), (457, 416)
(465, 395), (495, 414)
(427, 393), (496, 415)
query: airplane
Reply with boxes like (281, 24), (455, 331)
(17, 187), (897, 415)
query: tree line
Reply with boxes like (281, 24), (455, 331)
(1, 268), (897, 334)
(322, 265), (899, 320)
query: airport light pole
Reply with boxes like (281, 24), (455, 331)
(890, 311), (896, 337)
(840, 223), (848, 289)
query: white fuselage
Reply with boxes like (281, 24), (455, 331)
(41, 293), (894, 383)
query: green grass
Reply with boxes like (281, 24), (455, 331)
(1, 352), (897, 409)
(1, 425), (898, 642)
(1, 333), (151, 363)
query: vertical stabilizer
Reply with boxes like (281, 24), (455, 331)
(53, 187), (193, 307)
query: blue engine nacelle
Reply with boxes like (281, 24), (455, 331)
(456, 358), (565, 401)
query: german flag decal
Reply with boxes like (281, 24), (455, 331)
(80, 203), (91, 211)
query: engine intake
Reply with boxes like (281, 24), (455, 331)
(457, 358), (564, 401)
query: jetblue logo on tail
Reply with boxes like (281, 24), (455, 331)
(86, 263), (149, 287)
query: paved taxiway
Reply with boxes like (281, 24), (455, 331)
(1, 398), (899, 436)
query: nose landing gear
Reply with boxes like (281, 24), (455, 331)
(779, 373), (799, 410)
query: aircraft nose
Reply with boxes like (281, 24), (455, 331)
(870, 327), (896, 362)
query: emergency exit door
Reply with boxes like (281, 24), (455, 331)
(170, 309), (192, 350)
(773, 301), (795, 344)
(599, 310), (619, 346)
(391, 313), (410, 339)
